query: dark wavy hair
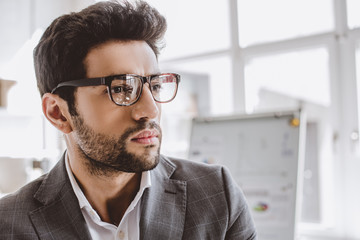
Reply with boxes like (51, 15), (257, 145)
(34, 0), (167, 115)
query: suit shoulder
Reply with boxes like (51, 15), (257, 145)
(161, 156), (246, 207)
(161, 156), (231, 183)
(0, 174), (45, 210)
(0, 174), (54, 238)
(161, 157), (257, 238)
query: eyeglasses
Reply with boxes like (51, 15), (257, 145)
(51, 73), (180, 106)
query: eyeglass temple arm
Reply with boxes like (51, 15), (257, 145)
(51, 77), (106, 93)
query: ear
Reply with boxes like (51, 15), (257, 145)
(42, 93), (73, 134)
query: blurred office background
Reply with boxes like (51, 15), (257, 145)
(0, 0), (360, 239)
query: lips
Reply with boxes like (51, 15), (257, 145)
(131, 129), (159, 145)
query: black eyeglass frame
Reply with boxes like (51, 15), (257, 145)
(50, 73), (181, 106)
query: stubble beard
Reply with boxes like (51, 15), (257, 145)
(71, 114), (162, 177)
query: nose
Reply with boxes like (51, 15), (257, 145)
(131, 84), (160, 121)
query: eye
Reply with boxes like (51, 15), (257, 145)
(111, 85), (134, 94)
(151, 83), (163, 92)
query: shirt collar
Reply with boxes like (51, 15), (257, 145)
(64, 152), (152, 210)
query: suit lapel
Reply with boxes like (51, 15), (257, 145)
(29, 153), (92, 240)
(140, 156), (187, 240)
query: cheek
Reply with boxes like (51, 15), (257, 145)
(75, 91), (131, 133)
(157, 103), (162, 120)
(81, 110), (131, 135)
(77, 99), (105, 124)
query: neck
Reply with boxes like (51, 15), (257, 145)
(67, 150), (142, 225)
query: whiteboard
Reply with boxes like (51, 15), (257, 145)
(188, 110), (305, 240)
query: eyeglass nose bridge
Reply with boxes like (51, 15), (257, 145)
(140, 75), (152, 85)
(139, 75), (156, 100)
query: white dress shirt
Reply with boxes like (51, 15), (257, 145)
(65, 154), (151, 240)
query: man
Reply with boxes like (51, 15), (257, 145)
(0, 1), (257, 239)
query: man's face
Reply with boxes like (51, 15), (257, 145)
(70, 40), (162, 175)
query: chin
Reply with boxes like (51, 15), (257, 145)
(135, 155), (160, 172)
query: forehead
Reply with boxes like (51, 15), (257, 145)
(84, 40), (160, 78)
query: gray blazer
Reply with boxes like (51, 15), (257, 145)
(0, 154), (257, 240)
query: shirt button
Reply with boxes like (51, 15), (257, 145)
(118, 231), (125, 240)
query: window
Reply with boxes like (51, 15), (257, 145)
(237, 0), (334, 47)
(244, 47), (330, 113)
(147, 0), (231, 59)
(347, 0), (360, 29)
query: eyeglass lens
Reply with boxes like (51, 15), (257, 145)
(110, 76), (142, 105)
(110, 74), (178, 105)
